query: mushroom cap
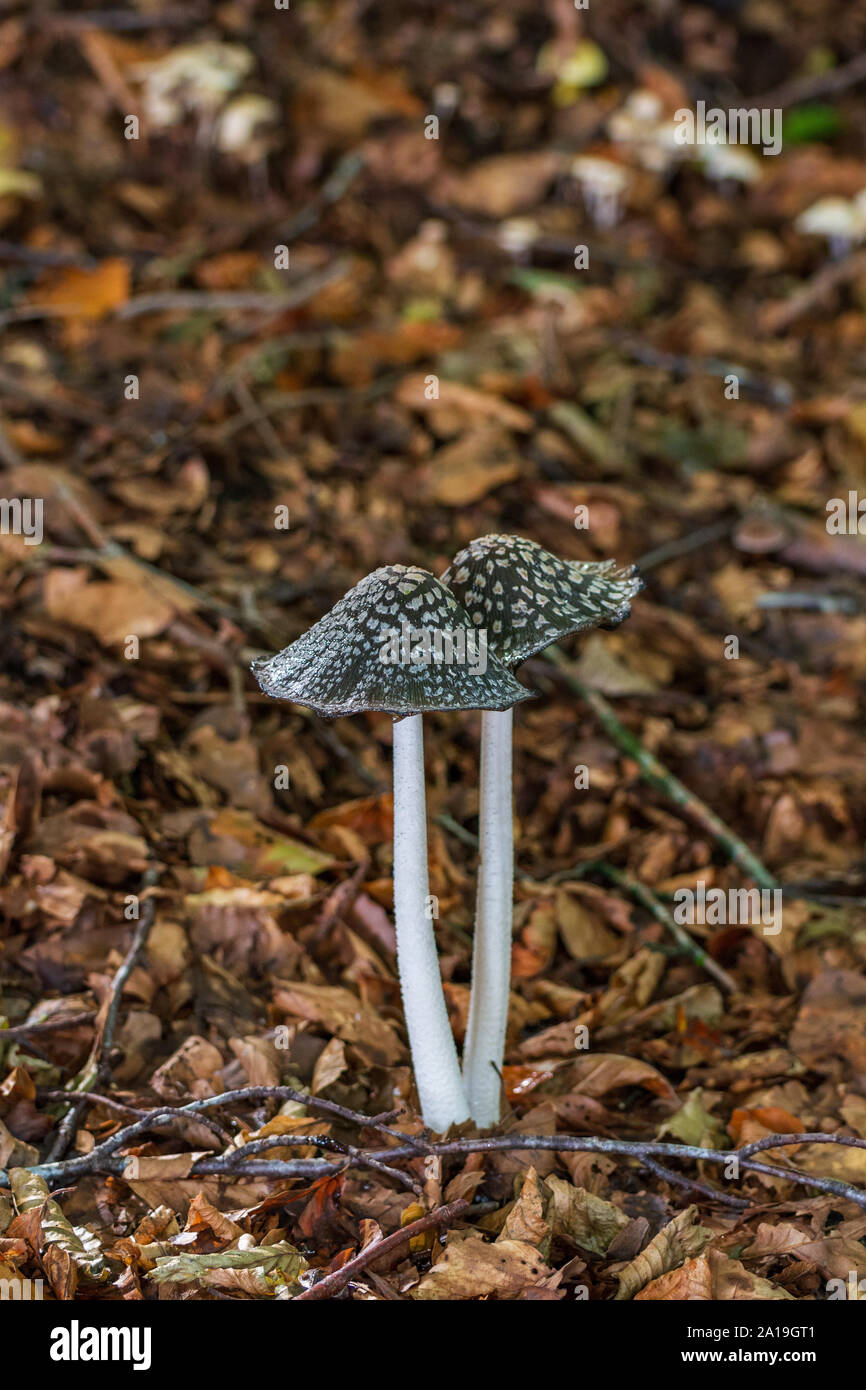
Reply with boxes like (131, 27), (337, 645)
(251, 564), (536, 718)
(441, 534), (642, 667)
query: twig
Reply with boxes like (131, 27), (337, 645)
(636, 519), (733, 573)
(209, 375), (400, 444)
(355, 1132), (866, 1211)
(294, 1199), (470, 1301)
(434, 812), (479, 849)
(281, 152), (365, 243)
(213, 1134), (418, 1191)
(31, 6), (208, 30)
(756, 50), (866, 109)
(541, 647), (778, 892)
(1, 1012), (95, 1043)
(43, 868), (160, 1162)
(762, 249), (866, 334)
(756, 591), (860, 615)
(114, 264), (348, 321)
(9, 1113), (865, 1211)
(640, 1155), (749, 1210)
(618, 339), (793, 407)
(178, 1085), (427, 1153)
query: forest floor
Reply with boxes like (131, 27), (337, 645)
(1, 0), (866, 1301)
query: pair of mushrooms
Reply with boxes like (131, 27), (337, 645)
(253, 535), (640, 1131)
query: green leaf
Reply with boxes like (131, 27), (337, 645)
(783, 104), (843, 146)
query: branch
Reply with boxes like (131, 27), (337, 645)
(43, 867), (160, 1162)
(8, 1100), (865, 1212)
(294, 1199), (470, 1301)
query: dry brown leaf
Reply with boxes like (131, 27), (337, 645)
(615, 1206), (712, 1299)
(426, 425), (523, 506)
(395, 374), (533, 431)
(499, 1168), (549, 1253)
(790, 969), (866, 1077)
(562, 1052), (678, 1105)
(122, 1152), (210, 1180)
(545, 1176), (630, 1255)
(414, 1232), (552, 1300)
(273, 980), (405, 1065)
(312, 1037), (348, 1094)
(435, 151), (562, 218)
(635, 1249), (793, 1301)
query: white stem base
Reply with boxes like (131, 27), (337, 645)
(393, 715), (469, 1131)
(462, 707), (513, 1127)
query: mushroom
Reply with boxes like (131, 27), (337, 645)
(570, 155), (631, 231)
(442, 535), (641, 1125)
(251, 564), (533, 1131)
(795, 191), (866, 260)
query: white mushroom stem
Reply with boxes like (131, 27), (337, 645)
(392, 714), (470, 1130)
(462, 707), (513, 1126)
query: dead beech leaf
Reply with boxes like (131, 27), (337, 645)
(28, 802), (149, 885)
(435, 150), (561, 218)
(794, 1140), (866, 1183)
(273, 980), (405, 1065)
(312, 1037), (347, 1094)
(564, 1052), (678, 1105)
(545, 1177), (629, 1255)
(511, 899), (557, 979)
(556, 889), (620, 961)
(185, 1193), (243, 1243)
(0, 1118), (39, 1169)
(500, 1168), (550, 1254)
(43, 567), (175, 645)
(741, 1222), (811, 1259)
(790, 969), (866, 1076)
(615, 1206), (712, 1300)
(395, 374), (532, 431)
(414, 1232), (552, 1300)
(729, 1106), (805, 1150)
(635, 1248), (793, 1301)
(426, 425), (522, 506)
(791, 1235), (866, 1284)
(31, 258), (130, 322)
(295, 67), (421, 141)
(149, 1035), (224, 1101)
(122, 1152), (210, 1180)
(189, 808), (333, 879)
(228, 1035), (281, 1088)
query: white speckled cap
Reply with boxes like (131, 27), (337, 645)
(251, 564), (536, 718)
(441, 534), (642, 667)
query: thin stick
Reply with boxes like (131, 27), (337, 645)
(541, 647), (778, 891)
(9, 1119), (865, 1212)
(294, 1199), (470, 1301)
(2, 1013), (96, 1042)
(43, 869), (160, 1161)
(640, 1155), (749, 1210)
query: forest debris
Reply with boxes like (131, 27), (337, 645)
(615, 1206), (712, 1299)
